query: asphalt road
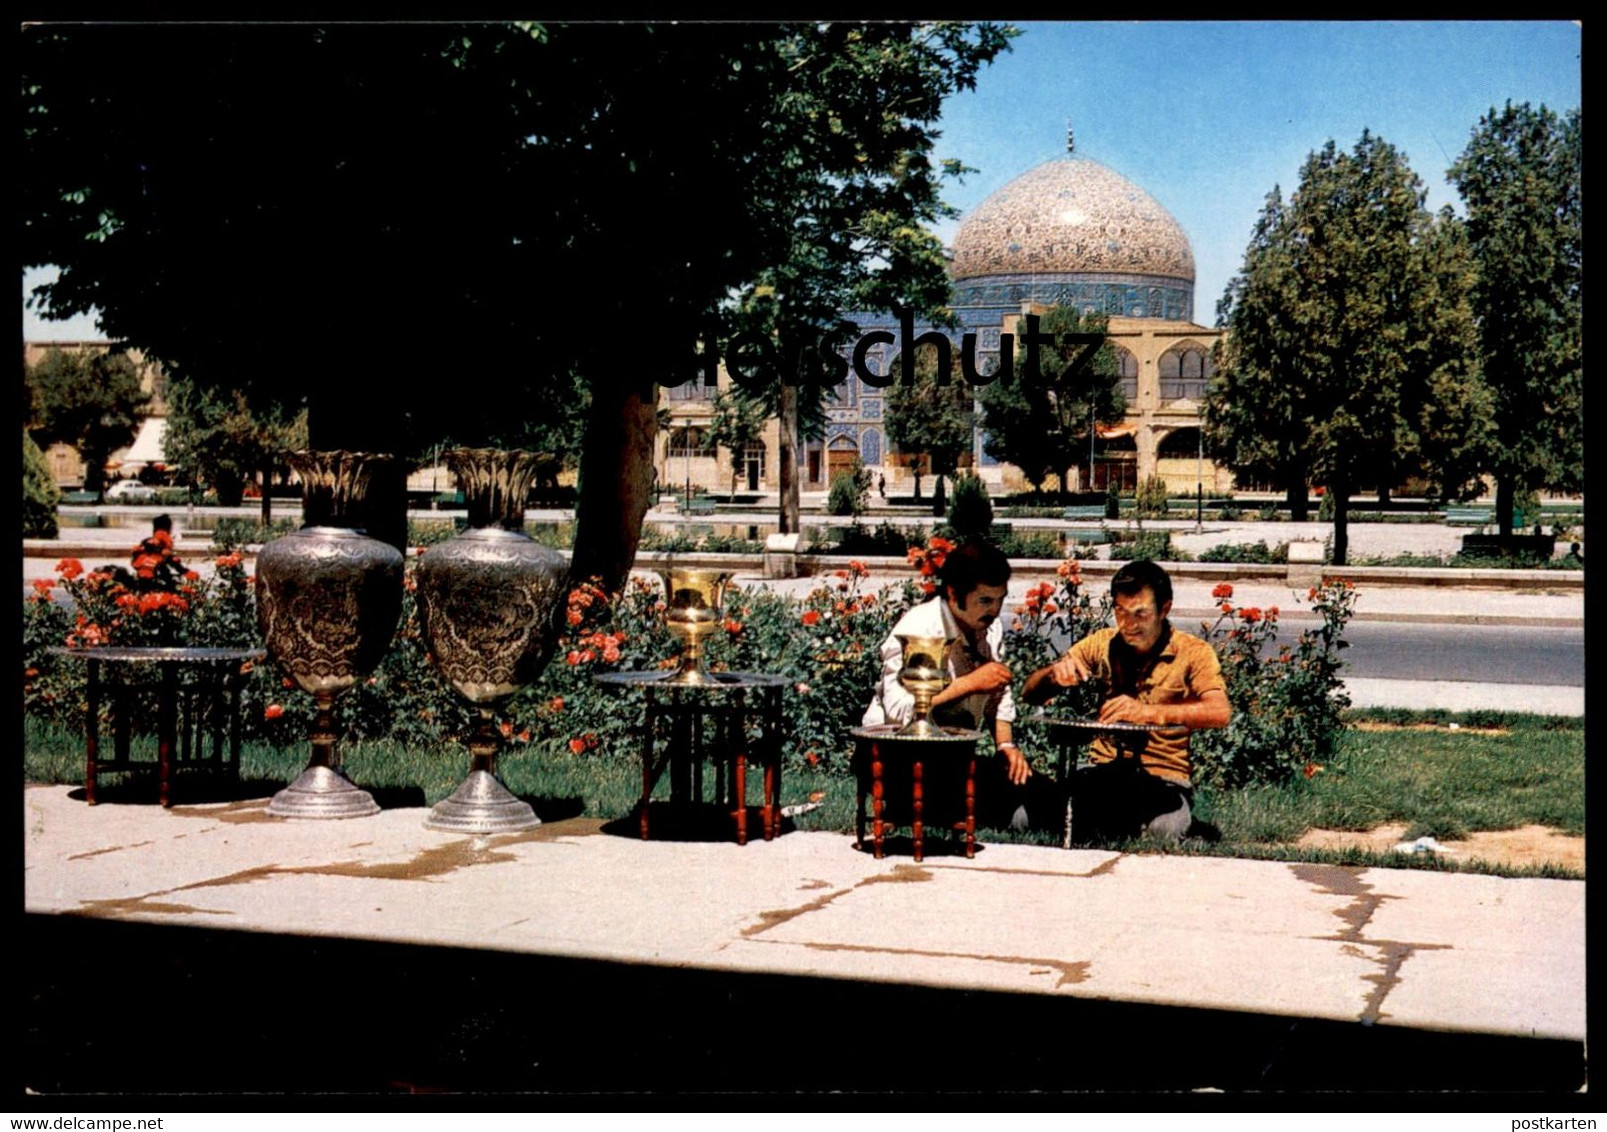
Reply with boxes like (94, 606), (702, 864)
(1328, 619), (1583, 688)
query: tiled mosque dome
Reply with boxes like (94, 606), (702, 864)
(949, 156), (1195, 285)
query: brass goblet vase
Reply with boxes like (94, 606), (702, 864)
(895, 633), (954, 738)
(660, 569), (733, 685)
(257, 451), (405, 819)
(415, 449), (568, 833)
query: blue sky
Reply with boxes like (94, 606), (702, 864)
(22, 20), (1581, 339)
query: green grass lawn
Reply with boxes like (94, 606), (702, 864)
(23, 708), (1584, 878)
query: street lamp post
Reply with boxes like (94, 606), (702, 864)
(1195, 425), (1204, 533)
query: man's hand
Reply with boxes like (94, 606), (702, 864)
(1047, 653), (1091, 687)
(1000, 744), (1032, 785)
(957, 660), (1013, 695)
(1098, 694), (1157, 726)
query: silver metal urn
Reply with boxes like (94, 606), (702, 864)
(415, 449), (568, 833)
(257, 450), (405, 819)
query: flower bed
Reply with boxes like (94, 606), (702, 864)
(23, 538), (1357, 790)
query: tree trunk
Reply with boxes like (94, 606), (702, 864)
(932, 473), (947, 518)
(1330, 477), (1350, 567)
(911, 465), (922, 502)
(1286, 479), (1309, 523)
(569, 377), (658, 594)
(1496, 477), (1516, 539)
(778, 381), (799, 536)
(1377, 483), (1391, 506)
(260, 462), (273, 525)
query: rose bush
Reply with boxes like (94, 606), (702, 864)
(23, 539), (1356, 793)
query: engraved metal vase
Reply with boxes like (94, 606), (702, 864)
(659, 568), (732, 686)
(257, 451), (405, 819)
(895, 633), (953, 738)
(416, 449), (567, 833)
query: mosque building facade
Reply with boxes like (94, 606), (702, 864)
(659, 137), (1233, 499)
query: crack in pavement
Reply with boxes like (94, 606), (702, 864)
(66, 828), (571, 919)
(1289, 863), (1450, 1026)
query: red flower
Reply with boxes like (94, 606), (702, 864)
(568, 737), (587, 755)
(1266, 606), (1279, 621)
(517, 730), (531, 743)
(805, 752), (820, 766)
(1240, 607), (1262, 623)
(1219, 602), (1234, 614)
(548, 696), (564, 712)
(723, 619), (743, 633)
(566, 651), (582, 666)
(55, 559), (84, 580)
(1212, 583), (1234, 600)
(264, 704), (284, 720)
(1303, 762), (1323, 779)
(920, 580), (936, 595)
(31, 578), (54, 594)
(500, 720), (514, 738)
(567, 608), (584, 626)
(184, 570), (200, 582)
(801, 610), (821, 626)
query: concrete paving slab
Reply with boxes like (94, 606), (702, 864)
(23, 785), (1584, 1049)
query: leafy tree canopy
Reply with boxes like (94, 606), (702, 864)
(1448, 100), (1582, 531)
(22, 21), (1016, 587)
(1208, 130), (1489, 561)
(163, 374), (308, 507)
(26, 346), (149, 494)
(977, 304), (1123, 494)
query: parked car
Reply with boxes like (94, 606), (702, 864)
(104, 479), (158, 503)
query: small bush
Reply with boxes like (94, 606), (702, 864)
(209, 516), (300, 548)
(947, 472), (993, 539)
(1109, 531), (1187, 562)
(23, 431), (59, 539)
(1136, 475), (1169, 519)
(1197, 540), (1287, 565)
(827, 461), (869, 518)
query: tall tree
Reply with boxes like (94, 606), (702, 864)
(23, 21), (1015, 585)
(1208, 131), (1486, 563)
(977, 305), (1123, 495)
(163, 375), (307, 511)
(1205, 187), (1315, 520)
(714, 22), (1018, 536)
(1448, 101), (1582, 536)
(885, 343), (975, 510)
(26, 346), (149, 496)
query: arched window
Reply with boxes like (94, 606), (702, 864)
(668, 426), (714, 459)
(1159, 343), (1215, 402)
(1114, 347), (1139, 406)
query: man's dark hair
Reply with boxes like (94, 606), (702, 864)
(1110, 558), (1172, 609)
(939, 539), (1011, 602)
(152, 514), (173, 533)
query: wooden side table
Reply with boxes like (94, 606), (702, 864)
(851, 724), (983, 862)
(49, 646), (265, 807)
(595, 670), (785, 845)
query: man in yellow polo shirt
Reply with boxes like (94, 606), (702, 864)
(1022, 559), (1231, 843)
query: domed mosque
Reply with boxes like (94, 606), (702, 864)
(657, 127), (1230, 499)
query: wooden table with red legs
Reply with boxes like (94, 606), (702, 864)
(595, 670), (785, 845)
(851, 723), (983, 863)
(49, 646), (265, 808)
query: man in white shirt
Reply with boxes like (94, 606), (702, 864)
(862, 540), (1041, 828)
